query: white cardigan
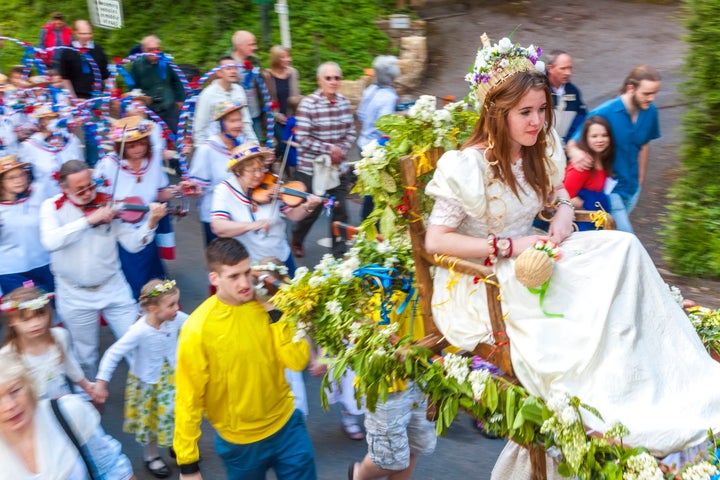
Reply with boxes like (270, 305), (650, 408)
(96, 312), (188, 384)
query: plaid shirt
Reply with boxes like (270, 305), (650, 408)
(295, 90), (356, 175)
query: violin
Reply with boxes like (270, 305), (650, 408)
(251, 172), (314, 208)
(83, 191), (189, 224)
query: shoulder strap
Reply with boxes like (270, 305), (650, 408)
(50, 398), (99, 480)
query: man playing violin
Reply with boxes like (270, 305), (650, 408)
(39, 159), (167, 379)
(210, 143), (322, 277)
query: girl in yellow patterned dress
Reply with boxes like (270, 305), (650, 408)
(94, 279), (188, 479)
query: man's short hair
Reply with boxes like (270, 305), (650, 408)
(206, 238), (249, 273)
(317, 61), (342, 79)
(51, 11), (65, 20)
(622, 65), (661, 93)
(372, 55), (400, 87)
(218, 55), (234, 65)
(545, 50), (569, 67)
(141, 35), (161, 50)
(58, 160), (89, 185)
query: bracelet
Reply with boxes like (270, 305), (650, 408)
(484, 234), (497, 266)
(554, 197), (575, 211)
(497, 237), (513, 259)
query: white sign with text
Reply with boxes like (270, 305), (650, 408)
(89, 0), (124, 29)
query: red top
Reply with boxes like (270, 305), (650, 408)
(563, 163), (607, 198)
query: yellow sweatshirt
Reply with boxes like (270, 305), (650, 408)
(173, 297), (309, 466)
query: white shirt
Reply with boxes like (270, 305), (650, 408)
(0, 115), (19, 154)
(0, 328), (85, 399)
(96, 311), (188, 384)
(20, 132), (83, 200)
(94, 153), (170, 205)
(0, 184), (50, 274)
(39, 193), (157, 287)
(0, 395), (98, 480)
(193, 79), (256, 147)
(211, 176), (291, 263)
(188, 135), (234, 222)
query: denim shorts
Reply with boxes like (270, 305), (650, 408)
(364, 383), (437, 470)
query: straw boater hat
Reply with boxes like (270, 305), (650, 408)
(0, 154), (30, 178)
(121, 89), (152, 106)
(465, 33), (543, 110)
(29, 75), (50, 87)
(31, 104), (60, 119)
(227, 142), (274, 173)
(109, 116), (154, 143)
(0, 73), (14, 92)
(214, 100), (247, 121)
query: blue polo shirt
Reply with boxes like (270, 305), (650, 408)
(572, 96), (660, 199)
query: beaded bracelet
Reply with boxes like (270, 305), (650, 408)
(497, 237), (513, 259)
(485, 234), (498, 266)
(555, 197), (575, 211)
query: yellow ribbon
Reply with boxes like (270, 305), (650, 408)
(589, 201), (609, 230)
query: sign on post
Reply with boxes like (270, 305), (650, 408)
(88, 0), (124, 29)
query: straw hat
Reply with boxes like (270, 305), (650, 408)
(227, 142), (274, 173)
(121, 89), (152, 106)
(109, 116), (154, 143)
(0, 154), (30, 178)
(214, 100), (247, 121)
(31, 104), (60, 119)
(29, 75), (50, 87)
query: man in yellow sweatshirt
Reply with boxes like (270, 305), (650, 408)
(174, 237), (316, 479)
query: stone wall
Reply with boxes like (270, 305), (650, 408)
(338, 16), (428, 111)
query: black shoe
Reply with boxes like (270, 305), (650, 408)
(145, 456), (171, 478)
(168, 446), (176, 459)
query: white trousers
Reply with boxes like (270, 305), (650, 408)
(56, 273), (138, 379)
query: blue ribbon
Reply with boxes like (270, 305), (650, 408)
(118, 64), (135, 89)
(157, 53), (168, 81)
(353, 264), (415, 325)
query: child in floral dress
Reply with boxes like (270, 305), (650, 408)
(94, 279), (187, 478)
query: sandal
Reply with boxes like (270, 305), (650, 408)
(145, 456), (171, 478)
(342, 423), (365, 441)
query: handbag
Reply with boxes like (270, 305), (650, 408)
(50, 398), (99, 480)
(312, 154), (340, 196)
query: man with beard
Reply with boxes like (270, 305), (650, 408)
(566, 65), (661, 233)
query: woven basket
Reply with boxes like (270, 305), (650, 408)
(514, 248), (553, 288)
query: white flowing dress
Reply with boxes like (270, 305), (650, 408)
(425, 147), (720, 458)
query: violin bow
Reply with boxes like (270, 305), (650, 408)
(268, 134), (293, 215)
(109, 125), (128, 204)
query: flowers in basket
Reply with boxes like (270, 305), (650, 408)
(687, 306), (720, 359)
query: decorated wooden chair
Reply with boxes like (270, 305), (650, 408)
(398, 152), (615, 480)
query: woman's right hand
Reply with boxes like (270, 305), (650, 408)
(93, 381), (109, 404)
(512, 235), (550, 257)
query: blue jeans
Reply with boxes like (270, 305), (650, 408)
(0, 264), (55, 295)
(214, 409), (316, 480)
(609, 188), (641, 234)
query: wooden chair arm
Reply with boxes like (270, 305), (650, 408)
(420, 251), (494, 278)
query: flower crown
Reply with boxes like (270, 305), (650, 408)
(0, 292), (54, 313)
(139, 279), (177, 300)
(465, 33), (542, 109)
(252, 263), (289, 276)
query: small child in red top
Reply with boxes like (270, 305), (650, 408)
(563, 115), (614, 214)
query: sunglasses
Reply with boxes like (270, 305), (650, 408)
(324, 76), (342, 81)
(74, 183), (97, 196)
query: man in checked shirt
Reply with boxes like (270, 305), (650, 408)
(290, 62), (356, 258)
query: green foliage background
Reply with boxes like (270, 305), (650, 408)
(0, 0), (397, 92)
(662, 0), (720, 276)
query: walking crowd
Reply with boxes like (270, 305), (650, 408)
(1, 8), (714, 480)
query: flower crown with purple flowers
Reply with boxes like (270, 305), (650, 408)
(466, 33), (542, 109)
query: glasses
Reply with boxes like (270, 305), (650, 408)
(73, 183), (97, 196)
(324, 76), (342, 81)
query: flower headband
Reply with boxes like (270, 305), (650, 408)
(0, 292), (54, 313)
(252, 263), (289, 276)
(139, 279), (177, 300)
(465, 33), (542, 109)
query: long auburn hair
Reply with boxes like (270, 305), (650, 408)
(463, 70), (555, 202)
(576, 115), (614, 175)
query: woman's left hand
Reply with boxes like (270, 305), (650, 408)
(548, 204), (574, 244)
(306, 194), (323, 210)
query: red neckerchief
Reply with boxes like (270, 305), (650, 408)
(54, 192), (111, 210)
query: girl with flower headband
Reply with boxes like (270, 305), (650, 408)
(0, 285), (96, 401)
(95, 278), (187, 479)
(19, 103), (82, 199)
(0, 154), (54, 295)
(425, 35), (720, 475)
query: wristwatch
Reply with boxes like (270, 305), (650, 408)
(497, 237), (512, 259)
